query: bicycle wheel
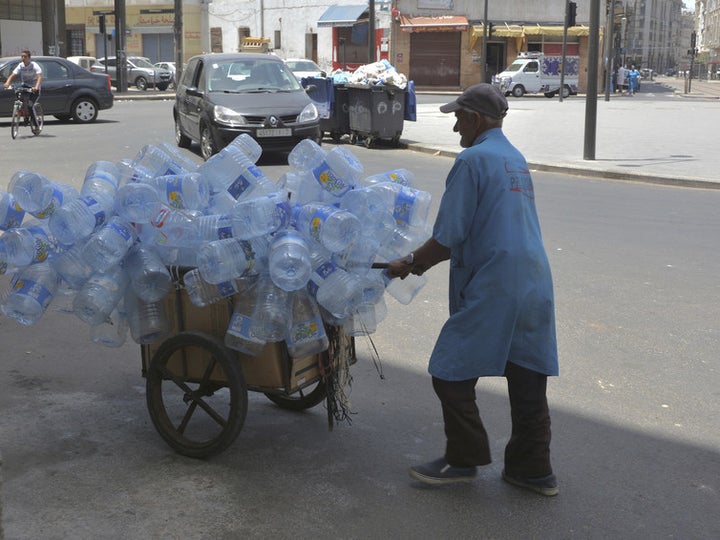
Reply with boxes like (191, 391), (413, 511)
(31, 103), (44, 135)
(10, 106), (19, 139)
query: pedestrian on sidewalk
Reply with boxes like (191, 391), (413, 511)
(628, 65), (641, 96)
(617, 65), (627, 94)
(387, 83), (559, 497)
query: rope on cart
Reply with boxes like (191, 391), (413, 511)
(323, 325), (355, 430)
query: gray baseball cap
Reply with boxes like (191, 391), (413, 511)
(439, 83), (509, 119)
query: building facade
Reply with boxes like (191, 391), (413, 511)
(0, 0), (66, 57)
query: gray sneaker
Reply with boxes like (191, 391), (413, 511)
(408, 457), (477, 485)
(502, 470), (559, 496)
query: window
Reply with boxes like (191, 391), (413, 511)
(525, 61), (539, 73)
(0, 0), (41, 20)
(274, 30), (282, 50)
(38, 60), (69, 81)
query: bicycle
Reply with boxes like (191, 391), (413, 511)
(10, 83), (43, 139)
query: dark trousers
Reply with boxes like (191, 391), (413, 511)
(432, 362), (553, 478)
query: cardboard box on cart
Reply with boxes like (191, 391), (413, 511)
(141, 285), (321, 393)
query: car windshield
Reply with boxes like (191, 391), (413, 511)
(131, 57), (156, 69)
(207, 59), (302, 92)
(505, 61), (524, 73)
(287, 60), (319, 72)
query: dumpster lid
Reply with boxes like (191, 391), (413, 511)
(317, 5), (369, 28)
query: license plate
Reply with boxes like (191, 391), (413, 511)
(257, 128), (291, 137)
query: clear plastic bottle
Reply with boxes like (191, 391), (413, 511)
(8, 170), (79, 219)
(90, 305), (129, 348)
(1, 263), (61, 325)
(382, 269), (428, 305)
(368, 182), (432, 228)
(50, 239), (95, 289)
(268, 229), (312, 291)
(159, 142), (199, 174)
(287, 139), (360, 197)
(250, 275), (291, 342)
(293, 203), (361, 253)
(307, 250), (364, 319)
(195, 213), (234, 242)
(48, 192), (114, 246)
(0, 221), (56, 268)
(114, 182), (164, 224)
(141, 206), (200, 248)
(183, 267), (240, 307)
(339, 186), (396, 245)
(285, 289), (328, 357)
(196, 237), (267, 284)
(124, 244), (172, 303)
(81, 160), (120, 199)
(207, 190), (238, 215)
(197, 144), (275, 197)
(230, 192), (289, 240)
(72, 264), (129, 326)
(81, 215), (138, 272)
(116, 157), (153, 186)
(225, 133), (262, 163)
(277, 170), (325, 205)
(133, 143), (195, 178)
(124, 289), (170, 345)
(377, 223), (431, 261)
(225, 279), (266, 356)
(0, 190), (26, 231)
(361, 168), (415, 187)
(142, 172), (209, 211)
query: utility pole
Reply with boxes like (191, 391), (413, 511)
(114, 0), (127, 93)
(368, 0), (376, 63)
(481, 0), (488, 83)
(174, 0), (183, 83)
(584, 0), (600, 160)
(604, 0), (613, 101)
(560, 0), (570, 102)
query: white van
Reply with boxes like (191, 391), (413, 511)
(493, 52), (579, 98)
(67, 56), (97, 71)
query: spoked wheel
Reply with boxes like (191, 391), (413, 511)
(31, 103), (44, 135)
(264, 378), (327, 411)
(146, 332), (248, 458)
(10, 108), (19, 139)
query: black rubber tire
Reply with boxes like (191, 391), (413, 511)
(145, 332), (248, 458)
(512, 85), (525, 98)
(10, 107), (19, 139)
(264, 379), (327, 411)
(31, 103), (43, 135)
(136, 76), (148, 91)
(156, 83), (169, 91)
(71, 97), (98, 123)
(562, 85), (571, 98)
(175, 117), (191, 148)
(200, 124), (217, 160)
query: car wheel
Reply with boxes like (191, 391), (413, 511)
(200, 124), (217, 161)
(71, 97), (98, 123)
(512, 85), (525, 98)
(175, 117), (191, 149)
(157, 83), (169, 91)
(136, 77), (148, 91)
(561, 85), (571, 98)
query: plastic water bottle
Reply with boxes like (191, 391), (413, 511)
(225, 279), (266, 356)
(194, 214), (234, 242)
(90, 305), (129, 348)
(285, 289), (328, 357)
(183, 267), (240, 307)
(250, 275), (291, 342)
(81, 160), (120, 199)
(50, 239), (95, 289)
(368, 182), (432, 228)
(81, 215), (138, 272)
(48, 192), (114, 246)
(124, 289), (170, 345)
(207, 190), (238, 214)
(307, 250), (364, 319)
(287, 139), (360, 197)
(1, 263), (60, 325)
(230, 192), (290, 240)
(0, 222), (56, 269)
(332, 234), (380, 276)
(116, 158), (153, 186)
(140, 206), (200, 248)
(114, 182), (163, 224)
(158, 142), (199, 174)
(8, 171), (79, 219)
(196, 237), (267, 284)
(382, 269), (428, 305)
(377, 224), (431, 261)
(361, 168), (415, 187)
(197, 144), (275, 197)
(225, 133), (262, 163)
(293, 203), (361, 253)
(72, 264), (129, 326)
(344, 296), (387, 337)
(339, 186), (396, 244)
(133, 143), (194, 178)
(142, 173), (209, 211)
(0, 190), (26, 231)
(268, 229), (312, 291)
(277, 171), (326, 205)
(124, 244), (172, 303)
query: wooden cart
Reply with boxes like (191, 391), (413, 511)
(140, 272), (355, 458)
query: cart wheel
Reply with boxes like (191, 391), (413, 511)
(146, 331), (248, 458)
(364, 136), (375, 149)
(264, 379), (327, 411)
(349, 133), (358, 145)
(331, 131), (341, 143)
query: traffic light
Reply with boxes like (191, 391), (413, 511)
(488, 22), (494, 36)
(690, 31), (696, 50)
(568, 2), (577, 27)
(99, 14), (106, 34)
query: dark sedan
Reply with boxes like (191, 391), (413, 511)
(0, 56), (113, 123)
(174, 53), (320, 159)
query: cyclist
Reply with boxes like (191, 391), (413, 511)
(3, 49), (42, 126)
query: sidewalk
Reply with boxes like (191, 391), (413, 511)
(115, 78), (720, 189)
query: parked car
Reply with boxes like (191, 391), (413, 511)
(90, 56), (172, 91)
(284, 58), (326, 80)
(174, 53), (321, 160)
(154, 61), (176, 88)
(67, 56), (97, 71)
(640, 68), (654, 79)
(0, 55), (113, 123)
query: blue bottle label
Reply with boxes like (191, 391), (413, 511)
(308, 260), (336, 297)
(287, 316), (325, 346)
(80, 195), (108, 228)
(312, 162), (349, 195)
(108, 220), (133, 242)
(0, 199), (25, 231)
(216, 280), (239, 297)
(238, 240), (256, 274)
(165, 176), (184, 208)
(13, 278), (53, 310)
(393, 188), (416, 226)
(216, 218), (233, 240)
(227, 312), (265, 343)
(227, 175), (251, 199)
(309, 206), (335, 244)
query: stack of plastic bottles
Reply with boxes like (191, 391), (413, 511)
(0, 134), (432, 357)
